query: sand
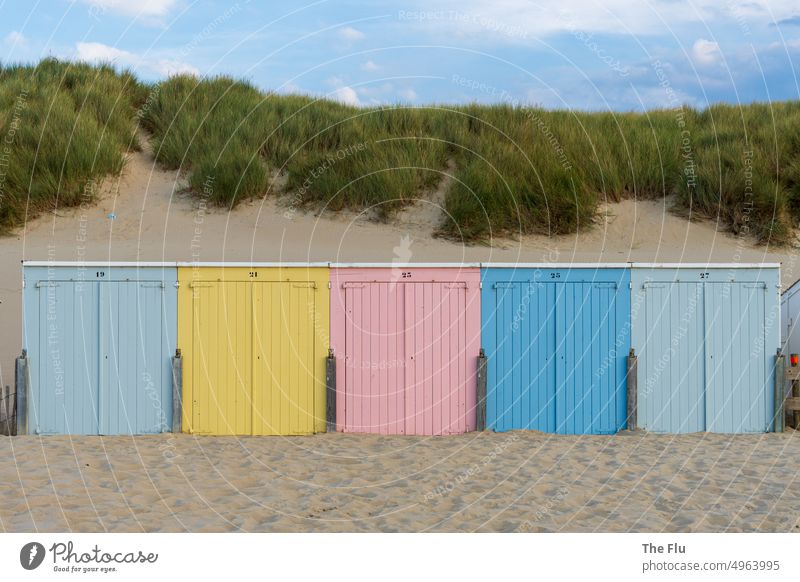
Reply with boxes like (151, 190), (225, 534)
(1, 138), (799, 533)
(1, 431), (798, 532)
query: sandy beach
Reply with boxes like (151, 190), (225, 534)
(1, 431), (798, 532)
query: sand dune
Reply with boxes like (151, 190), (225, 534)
(1, 431), (798, 532)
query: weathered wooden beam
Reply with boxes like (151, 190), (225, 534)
(15, 350), (28, 436)
(172, 349), (182, 434)
(627, 348), (638, 431)
(326, 349), (336, 433)
(775, 352), (786, 433)
(476, 348), (487, 431)
(784, 397), (800, 413)
(784, 366), (800, 381)
(0, 385), (8, 436)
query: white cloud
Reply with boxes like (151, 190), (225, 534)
(330, 86), (361, 106)
(339, 26), (365, 41)
(76, 41), (135, 62)
(692, 38), (721, 65)
(405, 0), (800, 40)
(399, 88), (418, 101)
(361, 60), (380, 71)
(4, 31), (27, 46)
(78, 0), (178, 18)
(75, 42), (199, 77)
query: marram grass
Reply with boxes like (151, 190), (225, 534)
(1, 60), (798, 244)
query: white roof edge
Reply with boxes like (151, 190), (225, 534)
(480, 263), (629, 268)
(23, 261), (176, 267)
(176, 262), (330, 267)
(22, 261), (331, 268)
(631, 262), (781, 269)
(330, 263), (481, 268)
(22, 260), (782, 269)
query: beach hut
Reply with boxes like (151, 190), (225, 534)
(21, 262), (178, 435)
(329, 264), (481, 435)
(481, 264), (631, 434)
(631, 263), (780, 433)
(177, 264), (329, 435)
(782, 277), (800, 361)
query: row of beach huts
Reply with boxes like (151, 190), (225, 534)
(9, 261), (799, 437)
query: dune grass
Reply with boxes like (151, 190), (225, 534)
(142, 75), (800, 243)
(1, 61), (798, 244)
(0, 59), (145, 233)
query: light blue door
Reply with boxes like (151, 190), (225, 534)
(634, 268), (777, 434)
(638, 282), (706, 433)
(101, 281), (172, 434)
(33, 281), (101, 434)
(705, 282), (769, 433)
(25, 266), (176, 435)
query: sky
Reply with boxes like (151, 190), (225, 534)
(1, 0), (799, 110)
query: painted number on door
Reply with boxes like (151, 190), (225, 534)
(249, 271), (258, 278)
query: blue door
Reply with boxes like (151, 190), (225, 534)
(705, 282), (770, 432)
(632, 266), (779, 433)
(636, 281), (706, 432)
(482, 267), (631, 434)
(24, 266), (177, 435)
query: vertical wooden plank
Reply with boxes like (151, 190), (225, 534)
(414, 283), (424, 435)
(774, 351), (785, 432)
(252, 282), (262, 435)
(271, 280), (281, 434)
(377, 283), (387, 434)
(15, 353), (28, 435)
(344, 285), (354, 431)
(403, 283), (414, 435)
(627, 348), (638, 430)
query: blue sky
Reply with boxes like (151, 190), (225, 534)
(1, 0), (799, 110)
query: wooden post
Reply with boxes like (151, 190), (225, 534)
(775, 351), (785, 433)
(325, 349), (336, 433)
(794, 369), (800, 431)
(627, 348), (638, 431)
(476, 348), (487, 431)
(171, 349), (182, 434)
(0, 385), (8, 436)
(15, 350), (28, 436)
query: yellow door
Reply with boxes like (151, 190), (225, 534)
(189, 281), (253, 435)
(179, 267), (329, 435)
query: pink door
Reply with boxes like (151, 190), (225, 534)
(331, 267), (481, 435)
